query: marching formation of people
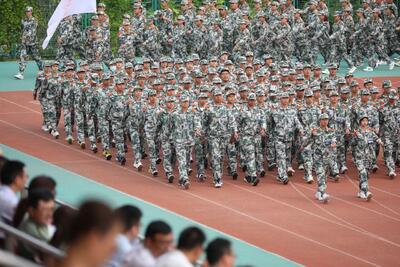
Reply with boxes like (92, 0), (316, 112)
(13, 0), (400, 203)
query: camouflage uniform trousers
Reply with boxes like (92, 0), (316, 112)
(175, 143), (191, 183)
(98, 115), (110, 151)
(74, 110), (85, 143)
(86, 113), (97, 147)
(315, 150), (339, 193)
(161, 138), (175, 175)
(335, 134), (347, 169)
(56, 98), (62, 128)
(194, 137), (207, 176)
(302, 145), (314, 180)
(382, 134), (396, 173)
(294, 44), (311, 64)
(329, 43), (354, 68)
(111, 118), (126, 159)
(56, 45), (74, 67)
(366, 39), (391, 68)
(62, 105), (73, 137)
(266, 133), (277, 168)
(145, 131), (158, 172)
(18, 44), (42, 74)
(255, 136), (265, 173)
(209, 136), (229, 183)
(241, 136), (257, 178)
(42, 98), (57, 131)
(354, 158), (370, 194)
(275, 137), (293, 181)
(39, 97), (48, 128)
(226, 141), (238, 175)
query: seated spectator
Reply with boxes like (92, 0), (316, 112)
(50, 205), (77, 249)
(13, 175), (57, 228)
(156, 226), (206, 267)
(0, 160), (27, 248)
(58, 200), (120, 267)
(122, 220), (173, 267)
(17, 189), (55, 261)
(206, 238), (236, 267)
(105, 205), (142, 267)
(0, 160), (28, 224)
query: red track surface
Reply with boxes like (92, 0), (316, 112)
(1, 77), (400, 267)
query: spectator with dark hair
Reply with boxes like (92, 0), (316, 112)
(0, 155), (7, 173)
(13, 175), (57, 228)
(17, 189), (55, 261)
(0, 160), (28, 224)
(122, 220), (173, 267)
(156, 226), (206, 267)
(50, 205), (77, 248)
(105, 205), (143, 267)
(206, 238), (236, 267)
(58, 200), (120, 267)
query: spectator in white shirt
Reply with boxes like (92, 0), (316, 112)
(0, 160), (28, 224)
(206, 238), (236, 267)
(156, 227), (206, 267)
(104, 205), (142, 267)
(122, 220), (173, 267)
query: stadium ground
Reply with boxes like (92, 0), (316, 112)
(1, 60), (400, 267)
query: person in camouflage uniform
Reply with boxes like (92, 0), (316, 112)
(238, 93), (265, 186)
(383, 6), (400, 56)
(271, 92), (303, 184)
(73, 68), (88, 149)
(193, 92), (209, 181)
(118, 20), (137, 64)
(351, 9), (369, 67)
(379, 90), (399, 178)
(292, 10), (310, 63)
(56, 16), (75, 68)
(95, 74), (113, 160)
(15, 6), (42, 80)
(197, 89), (238, 188)
(325, 91), (350, 176)
(144, 90), (163, 175)
(60, 67), (76, 144)
(143, 17), (161, 61)
(171, 95), (195, 189)
(207, 19), (223, 57)
(131, 3), (146, 56)
(33, 61), (52, 131)
(352, 115), (383, 201)
(172, 16), (189, 59)
(225, 89), (240, 180)
(108, 79), (129, 165)
(307, 113), (337, 203)
(85, 74), (100, 153)
(189, 16), (208, 59)
(328, 12), (356, 73)
(272, 14), (292, 62)
(159, 96), (176, 182)
(298, 90), (320, 183)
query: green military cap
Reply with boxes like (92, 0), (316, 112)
(153, 79), (163, 85)
(256, 70), (265, 77)
(296, 74), (305, 80)
(229, 0), (239, 4)
(269, 88), (278, 96)
(76, 67), (85, 73)
(213, 89), (223, 96)
(334, 11), (342, 17)
(263, 54), (273, 60)
(64, 66), (74, 72)
(303, 63), (312, 69)
(25, 6), (33, 12)
(245, 51), (254, 57)
(356, 8), (364, 14)
(52, 61), (60, 66)
(91, 15), (99, 20)
(313, 64), (321, 70)
(319, 113), (329, 120)
(338, 77), (346, 84)
(345, 72), (354, 78)
(372, 8), (381, 13)
(198, 92), (208, 99)
(225, 90), (236, 97)
(360, 89), (370, 95)
(295, 62), (304, 70)
(359, 113), (369, 122)
(182, 77), (192, 84)
(102, 73), (111, 80)
(256, 90), (265, 97)
(43, 61), (52, 67)
(166, 73), (175, 80)
(200, 59), (209, 65)
(281, 71), (289, 77)
(253, 59), (261, 65)
(382, 80), (392, 88)
(370, 87), (379, 94)
(239, 76), (248, 83)
(350, 80), (359, 87)
(115, 78), (124, 84)
(165, 96), (175, 103)
(248, 93), (256, 100)
(238, 86), (249, 92)
(256, 11), (266, 18)
(296, 84), (306, 91)
(388, 89), (397, 99)
(340, 87), (350, 94)
(330, 90), (339, 97)
(125, 62), (133, 69)
(311, 85), (321, 92)
(199, 85), (210, 92)
(270, 75), (279, 82)
(98, 11), (105, 15)
(180, 94), (190, 102)
(148, 90), (157, 96)
(90, 73), (99, 83)
(208, 68), (217, 74)
(288, 89), (296, 95)
(280, 92), (289, 98)
(213, 77), (222, 84)
(98, 3), (106, 8)
(304, 90), (314, 97)
(195, 72), (204, 78)
(327, 63), (338, 69)
(364, 78), (373, 84)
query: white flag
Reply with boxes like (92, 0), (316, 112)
(42, 0), (96, 49)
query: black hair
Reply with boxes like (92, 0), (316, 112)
(144, 220), (172, 240)
(0, 160), (25, 185)
(27, 189), (54, 209)
(115, 205), (142, 233)
(206, 238), (232, 265)
(28, 175), (57, 194)
(177, 226), (206, 251)
(67, 200), (116, 245)
(0, 156), (8, 174)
